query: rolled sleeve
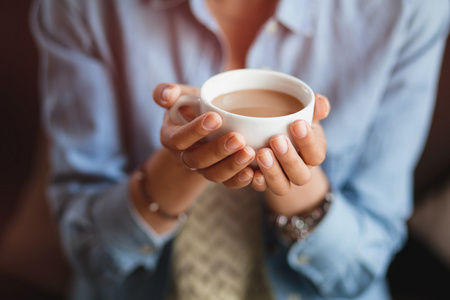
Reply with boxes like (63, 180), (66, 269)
(287, 191), (372, 297)
(92, 180), (175, 276)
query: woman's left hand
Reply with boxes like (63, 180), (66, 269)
(251, 94), (330, 195)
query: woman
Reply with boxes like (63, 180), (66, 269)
(31, 0), (449, 299)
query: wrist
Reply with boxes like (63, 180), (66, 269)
(268, 188), (333, 244)
(265, 166), (329, 216)
(129, 169), (180, 233)
(136, 165), (190, 222)
(129, 149), (208, 234)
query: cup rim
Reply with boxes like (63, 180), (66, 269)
(200, 68), (315, 119)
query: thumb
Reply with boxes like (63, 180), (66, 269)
(153, 83), (200, 108)
(313, 94), (330, 122)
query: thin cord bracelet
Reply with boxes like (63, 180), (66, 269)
(137, 166), (189, 222)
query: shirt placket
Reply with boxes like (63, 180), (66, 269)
(247, 18), (281, 71)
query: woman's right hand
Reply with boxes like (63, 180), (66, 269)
(153, 83), (256, 189)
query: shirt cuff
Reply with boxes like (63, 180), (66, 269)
(92, 179), (176, 276)
(286, 190), (362, 292)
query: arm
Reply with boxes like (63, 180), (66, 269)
(30, 0), (178, 289)
(283, 3), (449, 297)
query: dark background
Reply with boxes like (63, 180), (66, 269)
(1, 1), (449, 299)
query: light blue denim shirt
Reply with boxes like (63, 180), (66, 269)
(31, 0), (449, 299)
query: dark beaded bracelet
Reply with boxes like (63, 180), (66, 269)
(137, 166), (189, 222)
(268, 189), (333, 243)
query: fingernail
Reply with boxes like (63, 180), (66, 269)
(258, 150), (273, 168)
(160, 86), (173, 104)
(225, 134), (245, 151)
(239, 169), (253, 182)
(202, 114), (221, 130)
(236, 147), (255, 165)
(292, 120), (308, 139)
(271, 136), (288, 154)
(254, 175), (264, 186)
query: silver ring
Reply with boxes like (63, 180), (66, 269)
(180, 150), (197, 171)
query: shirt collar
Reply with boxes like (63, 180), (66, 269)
(189, 0), (220, 34)
(275, 0), (317, 36)
(162, 0), (317, 37)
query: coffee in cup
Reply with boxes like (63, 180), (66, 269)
(211, 89), (305, 118)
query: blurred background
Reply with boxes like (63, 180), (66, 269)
(1, 1), (449, 299)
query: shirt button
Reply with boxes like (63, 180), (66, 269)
(287, 293), (302, 300)
(297, 255), (310, 264)
(265, 19), (278, 35)
(140, 244), (155, 254)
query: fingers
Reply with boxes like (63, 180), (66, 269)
(155, 82), (260, 189)
(222, 167), (255, 189)
(253, 117), (328, 195)
(254, 148), (291, 195)
(153, 83), (200, 108)
(290, 120), (326, 166)
(182, 132), (248, 169)
(251, 170), (267, 192)
(206, 147), (255, 186)
(160, 110), (222, 151)
(183, 134), (256, 184)
(157, 87), (330, 194)
(251, 136), (314, 196)
(186, 143), (256, 188)
(156, 83), (256, 189)
(162, 107), (256, 186)
(270, 135), (312, 185)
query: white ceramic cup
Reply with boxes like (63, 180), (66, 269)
(169, 69), (315, 152)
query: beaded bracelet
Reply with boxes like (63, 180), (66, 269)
(268, 189), (333, 243)
(136, 166), (189, 222)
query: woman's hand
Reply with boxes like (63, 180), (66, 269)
(153, 83), (256, 189)
(251, 94), (330, 195)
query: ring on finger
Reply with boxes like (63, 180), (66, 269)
(180, 150), (197, 171)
